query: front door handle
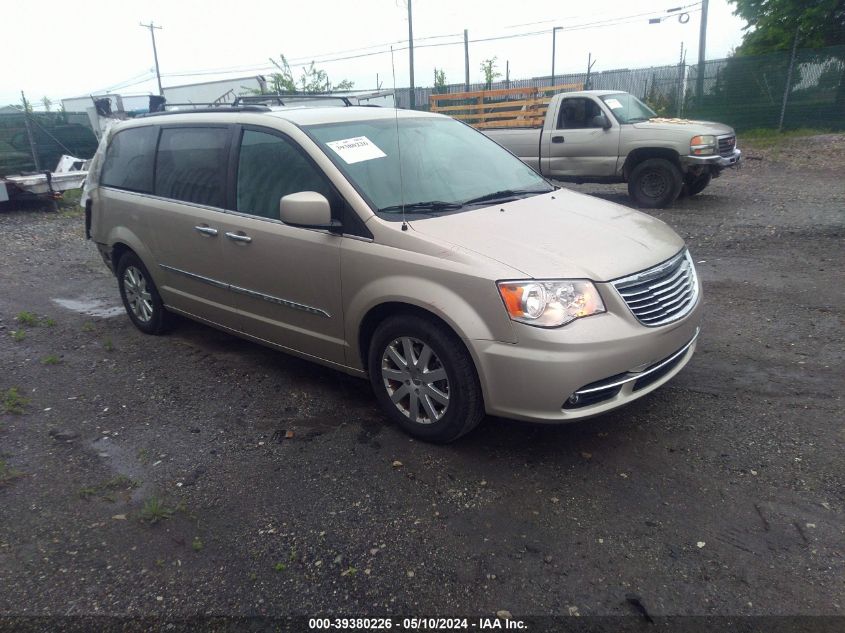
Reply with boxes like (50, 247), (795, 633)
(225, 231), (252, 243)
(552, 135), (565, 144)
(194, 225), (218, 236)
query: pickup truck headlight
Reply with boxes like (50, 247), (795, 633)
(497, 280), (605, 327)
(690, 135), (716, 156)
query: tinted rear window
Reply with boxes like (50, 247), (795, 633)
(101, 126), (158, 193)
(154, 127), (229, 208)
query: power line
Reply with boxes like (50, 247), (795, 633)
(150, 6), (704, 83)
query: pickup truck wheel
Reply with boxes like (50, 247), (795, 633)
(682, 172), (712, 197)
(116, 252), (170, 335)
(368, 314), (485, 443)
(628, 159), (683, 208)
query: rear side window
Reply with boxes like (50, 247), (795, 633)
(236, 129), (334, 219)
(101, 127), (158, 193)
(154, 127), (229, 208)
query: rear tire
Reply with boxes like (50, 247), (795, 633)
(116, 251), (169, 335)
(368, 314), (485, 443)
(628, 158), (683, 209)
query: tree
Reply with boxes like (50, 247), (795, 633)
(480, 57), (502, 89)
(433, 68), (447, 94)
(729, 0), (845, 55)
(41, 96), (52, 112)
(262, 54), (354, 94)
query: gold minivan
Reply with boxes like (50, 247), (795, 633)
(85, 104), (702, 442)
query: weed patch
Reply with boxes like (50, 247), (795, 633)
(3, 388), (28, 414)
(41, 355), (61, 365)
(16, 312), (39, 327)
(139, 497), (175, 524)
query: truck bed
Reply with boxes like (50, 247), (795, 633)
(483, 128), (542, 172)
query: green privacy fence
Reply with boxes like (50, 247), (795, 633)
(684, 46), (845, 131)
(0, 111), (98, 176)
(398, 46), (845, 133)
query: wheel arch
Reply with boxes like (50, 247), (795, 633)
(623, 147), (682, 180)
(105, 228), (160, 284)
(357, 301), (478, 375)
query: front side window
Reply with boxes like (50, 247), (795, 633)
(305, 116), (552, 217)
(154, 127), (229, 207)
(101, 126), (157, 193)
(557, 98), (605, 129)
(600, 93), (656, 124)
(236, 129), (333, 219)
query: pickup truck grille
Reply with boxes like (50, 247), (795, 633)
(612, 250), (699, 327)
(718, 135), (736, 157)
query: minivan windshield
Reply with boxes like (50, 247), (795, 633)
(600, 93), (657, 124)
(305, 116), (553, 216)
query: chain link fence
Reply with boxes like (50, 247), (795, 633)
(0, 111), (98, 176)
(397, 45), (845, 132)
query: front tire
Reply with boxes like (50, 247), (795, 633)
(368, 314), (485, 443)
(116, 251), (169, 335)
(628, 158), (683, 209)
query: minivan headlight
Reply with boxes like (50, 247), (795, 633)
(690, 135), (716, 155)
(497, 280), (605, 327)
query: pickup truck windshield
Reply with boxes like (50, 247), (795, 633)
(305, 117), (552, 215)
(600, 93), (657, 124)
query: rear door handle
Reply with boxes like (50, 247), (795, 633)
(552, 135), (565, 144)
(225, 231), (252, 243)
(194, 225), (218, 236)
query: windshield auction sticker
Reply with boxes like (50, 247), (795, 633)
(604, 98), (623, 110)
(326, 136), (387, 164)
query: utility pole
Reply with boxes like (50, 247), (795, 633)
(407, 0), (415, 109)
(696, 0), (709, 105)
(20, 91), (41, 171)
(140, 21), (164, 96)
(464, 29), (470, 91)
(551, 27), (562, 85)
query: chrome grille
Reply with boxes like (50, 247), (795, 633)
(718, 135), (736, 157)
(612, 250), (699, 327)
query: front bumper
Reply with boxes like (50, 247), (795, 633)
(681, 148), (741, 168)
(470, 279), (703, 422)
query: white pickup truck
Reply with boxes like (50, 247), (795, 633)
(484, 90), (741, 208)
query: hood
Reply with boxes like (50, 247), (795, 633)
(407, 189), (685, 281)
(634, 118), (734, 136)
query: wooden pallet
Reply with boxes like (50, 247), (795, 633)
(429, 83), (583, 129)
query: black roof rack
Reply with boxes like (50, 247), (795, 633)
(233, 93), (354, 107)
(139, 104), (271, 117)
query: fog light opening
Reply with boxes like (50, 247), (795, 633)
(567, 393), (580, 405)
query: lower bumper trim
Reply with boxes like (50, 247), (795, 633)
(563, 327), (699, 409)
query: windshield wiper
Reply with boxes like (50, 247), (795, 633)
(378, 200), (464, 214)
(462, 188), (550, 206)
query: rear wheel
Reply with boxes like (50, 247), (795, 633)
(116, 251), (169, 335)
(368, 314), (485, 443)
(628, 158), (683, 209)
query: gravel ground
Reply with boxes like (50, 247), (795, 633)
(0, 134), (843, 630)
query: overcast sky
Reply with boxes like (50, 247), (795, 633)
(5, 0), (749, 109)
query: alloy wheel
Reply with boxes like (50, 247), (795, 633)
(123, 265), (154, 323)
(381, 336), (450, 424)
